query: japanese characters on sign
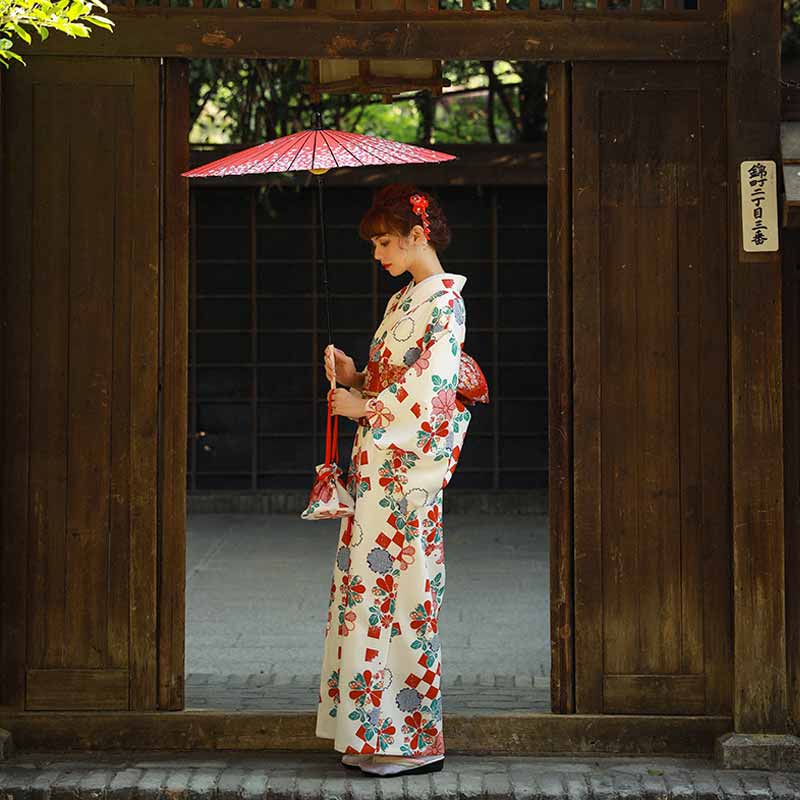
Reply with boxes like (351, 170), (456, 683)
(740, 160), (779, 253)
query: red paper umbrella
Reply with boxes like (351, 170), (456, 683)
(181, 125), (456, 177)
(182, 112), (457, 391)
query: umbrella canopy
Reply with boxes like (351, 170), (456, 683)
(181, 128), (456, 178)
(182, 116), (456, 395)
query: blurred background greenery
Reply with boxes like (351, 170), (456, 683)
(189, 58), (547, 145)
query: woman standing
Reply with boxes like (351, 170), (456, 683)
(315, 184), (472, 778)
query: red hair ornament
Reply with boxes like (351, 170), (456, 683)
(409, 193), (432, 241)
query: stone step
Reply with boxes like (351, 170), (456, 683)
(1, 753), (799, 800)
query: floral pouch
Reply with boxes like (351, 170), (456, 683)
(301, 396), (355, 521)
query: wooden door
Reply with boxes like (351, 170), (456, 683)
(571, 63), (732, 715)
(0, 57), (188, 711)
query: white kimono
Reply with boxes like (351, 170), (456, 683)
(315, 272), (471, 756)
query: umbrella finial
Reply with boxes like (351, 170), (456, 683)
(312, 108), (323, 131)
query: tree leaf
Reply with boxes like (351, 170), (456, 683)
(11, 22), (31, 43)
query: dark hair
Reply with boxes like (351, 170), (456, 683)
(358, 184), (452, 252)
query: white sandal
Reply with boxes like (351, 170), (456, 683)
(340, 753), (373, 769)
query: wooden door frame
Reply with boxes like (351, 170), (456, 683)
(153, 57), (579, 715)
(546, 61), (575, 715)
(158, 58), (190, 711)
(0, 57), (162, 711)
(1, 0), (790, 740)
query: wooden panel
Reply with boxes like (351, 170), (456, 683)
(0, 711), (731, 756)
(66, 85), (118, 669)
(1, 57), (161, 711)
(130, 59), (161, 712)
(26, 670), (128, 711)
(28, 82), (71, 670)
(159, 58), (190, 711)
(603, 676), (705, 715)
(547, 62), (574, 716)
(783, 231), (800, 733)
(17, 15), (726, 61)
(0, 62), (33, 709)
(728, 0), (788, 734)
(109, 83), (135, 673)
(571, 59), (603, 712)
(572, 63), (730, 715)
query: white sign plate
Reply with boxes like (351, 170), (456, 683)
(740, 160), (779, 253)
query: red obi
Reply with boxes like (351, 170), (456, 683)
(363, 349), (490, 407)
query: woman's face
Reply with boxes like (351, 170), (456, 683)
(370, 231), (412, 279)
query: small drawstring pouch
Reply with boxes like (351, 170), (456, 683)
(301, 391), (355, 521)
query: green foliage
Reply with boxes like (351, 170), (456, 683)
(189, 57), (546, 146)
(785, 0), (800, 62)
(0, 0), (114, 68)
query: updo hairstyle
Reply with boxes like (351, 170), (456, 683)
(358, 184), (452, 252)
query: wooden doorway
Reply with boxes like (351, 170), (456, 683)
(569, 62), (732, 716)
(1, 55), (733, 721)
(0, 56), (188, 711)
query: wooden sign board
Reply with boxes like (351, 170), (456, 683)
(740, 159), (779, 253)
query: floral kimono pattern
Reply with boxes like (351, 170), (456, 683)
(315, 272), (471, 756)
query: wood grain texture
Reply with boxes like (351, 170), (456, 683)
(129, 58), (161, 712)
(603, 675), (705, 715)
(15, 15), (726, 61)
(783, 231), (800, 734)
(0, 711), (732, 756)
(1, 57), (162, 712)
(572, 63), (731, 716)
(546, 61), (574, 716)
(727, 0), (788, 733)
(26, 670), (129, 711)
(572, 61), (603, 713)
(65, 84), (116, 669)
(158, 58), (190, 712)
(0, 65), (33, 709)
(28, 82), (70, 670)
(109, 83), (134, 673)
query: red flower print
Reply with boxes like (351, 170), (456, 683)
(373, 574), (397, 614)
(366, 399), (395, 429)
(341, 574), (366, 609)
(349, 669), (384, 708)
(431, 388), (457, 419)
(420, 419), (449, 453)
(402, 711), (439, 751)
(410, 600), (437, 635)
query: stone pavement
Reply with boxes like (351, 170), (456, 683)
(2, 751), (800, 799)
(186, 512), (550, 712)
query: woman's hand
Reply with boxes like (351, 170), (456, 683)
(329, 388), (368, 421)
(324, 344), (358, 388)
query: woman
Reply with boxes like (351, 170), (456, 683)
(315, 184), (472, 778)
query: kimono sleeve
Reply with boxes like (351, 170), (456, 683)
(362, 291), (466, 455)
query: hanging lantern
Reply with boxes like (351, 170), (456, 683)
(306, 0), (449, 104)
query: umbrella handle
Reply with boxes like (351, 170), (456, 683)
(324, 345), (338, 465)
(326, 344), (336, 392)
(325, 395), (339, 466)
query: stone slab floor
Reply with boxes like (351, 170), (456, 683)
(186, 512), (550, 712)
(3, 752), (800, 800)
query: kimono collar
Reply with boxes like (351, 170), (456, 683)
(403, 272), (467, 301)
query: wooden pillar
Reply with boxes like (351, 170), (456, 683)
(728, 0), (788, 733)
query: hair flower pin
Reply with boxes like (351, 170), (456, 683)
(409, 193), (432, 241)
